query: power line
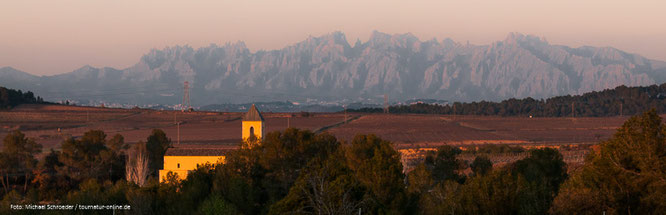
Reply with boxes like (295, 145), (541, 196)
(54, 88), (179, 98)
(38, 84), (174, 95)
(32, 80), (380, 103)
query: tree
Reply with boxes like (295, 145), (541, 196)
(425, 145), (465, 183)
(350, 83), (666, 117)
(407, 164), (434, 195)
(404, 145), (467, 213)
(176, 164), (216, 214)
(512, 148), (567, 193)
(419, 180), (464, 215)
(107, 134), (126, 153)
(0, 154), (12, 193)
(470, 156), (493, 176)
(31, 149), (66, 200)
(145, 129), (171, 176)
(510, 148), (567, 215)
(57, 130), (124, 184)
(413, 147), (567, 215)
(0, 190), (22, 214)
(344, 134), (406, 214)
(551, 110), (666, 214)
(125, 181), (157, 214)
(0, 88), (8, 107)
(406, 163), (435, 213)
(198, 194), (240, 215)
(126, 146), (149, 187)
(107, 134), (127, 181)
(0, 86), (41, 109)
(213, 151), (261, 214)
(418, 168), (523, 215)
(257, 128), (339, 202)
(213, 128), (341, 214)
(63, 179), (131, 214)
(269, 154), (365, 215)
(0, 130), (42, 193)
(458, 169), (522, 214)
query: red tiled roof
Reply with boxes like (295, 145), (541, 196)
(243, 104), (264, 121)
(165, 144), (237, 156)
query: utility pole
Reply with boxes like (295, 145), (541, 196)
(344, 105), (348, 124)
(287, 115), (291, 128)
(620, 103), (623, 117)
(86, 110), (89, 122)
(383, 94), (389, 114)
(174, 110), (179, 144)
(571, 102), (575, 118)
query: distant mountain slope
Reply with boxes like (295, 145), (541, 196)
(1, 31), (665, 105)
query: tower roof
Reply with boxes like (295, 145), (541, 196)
(243, 104), (264, 121)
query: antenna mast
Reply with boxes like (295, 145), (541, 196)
(182, 81), (191, 112)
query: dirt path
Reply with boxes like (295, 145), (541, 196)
(314, 114), (362, 133)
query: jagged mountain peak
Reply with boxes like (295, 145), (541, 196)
(321, 31), (347, 42)
(503, 32), (548, 46)
(299, 31), (350, 49)
(2, 31), (664, 105)
(74, 65), (97, 72)
(367, 31), (422, 49)
(440, 38), (458, 47)
(221, 41), (248, 51)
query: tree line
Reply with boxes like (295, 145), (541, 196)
(1, 111), (665, 214)
(351, 84), (666, 117)
(0, 86), (46, 109)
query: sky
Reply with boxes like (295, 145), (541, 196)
(1, 0), (665, 76)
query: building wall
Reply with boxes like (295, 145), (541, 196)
(242, 120), (264, 140)
(159, 155), (225, 182)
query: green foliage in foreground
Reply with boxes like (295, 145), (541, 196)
(411, 147), (567, 215)
(551, 110), (666, 214)
(1, 110), (665, 214)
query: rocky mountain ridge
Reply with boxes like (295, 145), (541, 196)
(1, 31), (665, 106)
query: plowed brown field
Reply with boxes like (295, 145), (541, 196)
(1, 104), (634, 156)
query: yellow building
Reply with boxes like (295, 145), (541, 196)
(159, 104), (265, 182)
(159, 145), (231, 182)
(242, 104), (265, 141)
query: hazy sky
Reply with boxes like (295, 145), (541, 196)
(1, 0), (665, 76)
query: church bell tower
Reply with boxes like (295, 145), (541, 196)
(242, 104), (265, 142)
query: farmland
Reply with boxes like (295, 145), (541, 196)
(0, 104), (346, 150)
(0, 104), (633, 164)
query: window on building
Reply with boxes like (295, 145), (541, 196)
(177, 163), (180, 168)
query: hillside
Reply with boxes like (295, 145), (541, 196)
(1, 31), (665, 106)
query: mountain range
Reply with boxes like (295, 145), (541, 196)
(2, 31), (665, 106)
